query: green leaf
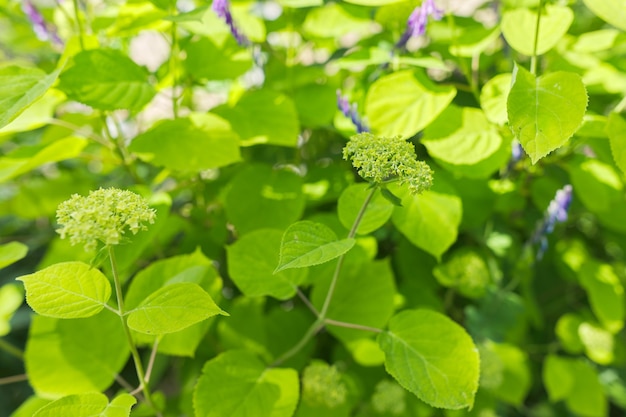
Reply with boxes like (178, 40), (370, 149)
(606, 112), (626, 176)
(579, 321), (614, 365)
(433, 248), (491, 299)
(25, 312), (129, 397)
(228, 229), (308, 300)
(0, 283), (23, 336)
(17, 262), (111, 319)
(275, 221), (355, 273)
(337, 184), (394, 235)
(129, 114), (241, 172)
(0, 137), (87, 183)
(302, 3), (373, 39)
(193, 350), (299, 417)
(480, 73), (512, 126)
(479, 341), (531, 406)
(9, 396), (52, 417)
(583, 0), (626, 31)
(33, 392), (136, 417)
(212, 89), (300, 147)
(127, 282), (226, 335)
(0, 65), (61, 129)
(58, 49), (155, 111)
(365, 70), (456, 138)
(391, 181), (462, 260)
(0, 90), (64, 135)
(183, 37), (253, 81)
(543, 355), (608, 417)
(578, 261), (624, 333)
(377, 309), (480, 409)
(555, 313), (584, 354)
(507, 65), (588, 164)
(501, 5), (574, 56)
(342, 0), (403, 5)
(224, 165), (305, 234)
(0, 241), (28, 269)
(380, 187), (403, 207)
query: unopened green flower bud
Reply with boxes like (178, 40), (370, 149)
(56, 188), (156, 252)
(343, 133), (433, 195)
(301, 361), (347, 408)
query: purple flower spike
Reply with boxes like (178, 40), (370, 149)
(22, 0), (63, 47)
(532, 184), (573, 259)
(212, 0), (249, 46)
(396, 0), (443, 49)
(337, 90), (369, 133)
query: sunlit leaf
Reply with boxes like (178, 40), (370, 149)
(606, 112), (626, 176)
(33, 392), (136, 417)
(501, 5), (573, 55)
(0, 241), (28, 269)
(583, 0), (626, 31)
(0, 283), (23, 336)
(337, 184), (394, 235)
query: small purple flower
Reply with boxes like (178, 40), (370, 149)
(212, 0), (249, 46)
(396, 0), (443, 49)
(337, 90), (369, 134)
(532, 184), (573, 259)
(22, 0), (63, 47)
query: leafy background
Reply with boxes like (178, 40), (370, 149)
(1, 0), (626, 416)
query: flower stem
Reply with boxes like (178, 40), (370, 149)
(323, 318), (382, 333)
(108, 246), (158, 414)
(0, 339), (23, 359)
(530, 0), (544, 75)
(72, 0), (85, 50)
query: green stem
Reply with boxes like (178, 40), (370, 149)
(319, 186), (377, 318)
(0, 374), (28, 385)
(169, 1), (179, 118)
(530, 0), (544, 75)
(0, 338), (23, 359)
(72, 0), (85, 50)
(324, 318), (382, 333)
(100, 114), (142, 183)
(447, 13), (480, 102)
(614, 96), (626, 113)
(108, 246), (158, 414)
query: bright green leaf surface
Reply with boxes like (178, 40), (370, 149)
(377, 309), (480, 409)
(0, 90), (64, 136)
(193, 350), (299, 417)
(507, 65), (588, 163)
(366, 70), (456, 138)
(433, 248), (491, 299)
(391, 182), (462, 260)
(25, 311), (129, 398)
(303, 3), (373, 38)
(17, 262), (111, 319)
(501, 5), (573, 56)
(275, 221), (355, 273)
(32, 392), (136, 417)
(212, 90), (300, 147)
(0, 241), (28, 269)
(579, 321), (614, 365)
(129, 114), (241, 172)
(224, 165), (305, 234)
(127, 282), (226, 335)
(9, 396), (51, 417)
(0, 65), (61, 129)
(480, 341), (531, 406)
(578, 262), (624, 333)
(342, 0), (403, 5)
(183, 37), (252, 80)
(337, 184), (394, 235)
(449, 25), (501, 57)
(0, 284), (23, 336)
(228, 229), (308, 300)
(480, 73), (512, 126)
(583, 0), (626, 31)
(606, 112), (626, 176)
(555, 313), (584, 354)
(58, 49), (155, 111)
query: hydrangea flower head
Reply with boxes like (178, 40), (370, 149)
(56, 188), (156, 252)
(212, 0), (249, 46)
(396, 0), (443, 49)
(302, 362), (347, 408)
(343, 133), (433, 195)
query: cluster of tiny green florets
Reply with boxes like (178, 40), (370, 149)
(301, 362), (347, 408)
(56, 188), (156, 252)
(371, 380), (407, 415)
(343, 133), (433, 195)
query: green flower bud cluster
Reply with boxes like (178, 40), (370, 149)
(371, 380), (407, 415)
(56, 188), (156, 252)
(343, 133), (433, 195)
(301, 361), (347, 408)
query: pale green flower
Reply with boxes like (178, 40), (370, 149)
(343, 133), (433, 195)
(56, 188), (156, 252)
(301, 361), (347, 408)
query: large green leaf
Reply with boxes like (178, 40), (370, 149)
(212, 89), (300, 147)
(193, 350), (299, 417)
(543, 355), (607, 417)
(17, 262), (111, 319)
(224, 165), (305, 234)
(337, 184), (394, 235)
(0, 65), (61, 129)
(127, 282), (226, 335)
(479, 341), (531, 406)
(0, 283), (23, 336)
(0, 241), (28, 269)
(58, 49), (155, 111)
(183, 37), (252, 81)
(377, 309), (480, 409)
(480, 73), (512, 126)
(578, 321), (614, 365)
(583, 0), (626, 31)
(606, 112), (626, 176)
(391, 181), (462, 260)
(228, 229), (308, 300)
(365, 70), (456, 138)
(433, 247), (491, 299)
(32, 393), (136, 417)
(501, 5), (573, 56)
(275, 221), (355, 273)
(25, 312), (129, 398)
(0, 137), (87, 183)
(302, 3), (373, 38)
(129, 114), (241, 172)
(507, 65), (588, 163)
(578, 261), (624, 333)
